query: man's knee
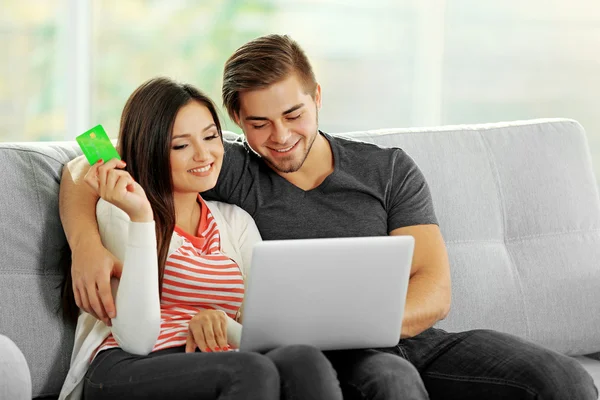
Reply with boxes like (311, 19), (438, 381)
(468, 329), (597, 400)
(535, 354), (597, 400)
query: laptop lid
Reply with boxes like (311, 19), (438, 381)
(239, 235), (414, 353)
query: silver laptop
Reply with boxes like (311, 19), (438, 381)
(239, 235), (414, 353)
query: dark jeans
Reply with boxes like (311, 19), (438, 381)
(325, 328), (599, 400)
(83, 344), (342, 400)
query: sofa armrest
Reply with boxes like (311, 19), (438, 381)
(0, 335), (32, 400)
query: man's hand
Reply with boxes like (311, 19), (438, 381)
(71, 242), (123, 326)
(185, 310), (231, 353)
(70, 158), (152, 325)
(60, 156), (130, 325)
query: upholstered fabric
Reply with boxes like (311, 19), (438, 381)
(1, 119), (599, 398)
(336, 119), (600, 356)
(0, 335), (32, 399)
(0, 142), (80, 397)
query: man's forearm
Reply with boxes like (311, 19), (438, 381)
(59, 156), (101, 251)
(401, 270), (451, 338)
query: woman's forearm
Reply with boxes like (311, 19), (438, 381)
(111, 221), (161, 355)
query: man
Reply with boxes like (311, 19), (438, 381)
(60, 34), (597, 399)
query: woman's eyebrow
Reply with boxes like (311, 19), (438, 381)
(172, 123), (217, 140)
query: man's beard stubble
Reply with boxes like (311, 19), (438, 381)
(259, 110), (319, 174)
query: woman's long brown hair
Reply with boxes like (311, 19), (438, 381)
(61, 77), (223, 323)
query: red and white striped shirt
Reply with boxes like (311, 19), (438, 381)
(96, 195), (244, 354)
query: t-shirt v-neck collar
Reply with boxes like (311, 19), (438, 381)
(269, 131), (338, 194)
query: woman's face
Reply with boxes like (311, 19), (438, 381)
(170, 100), (223, 195)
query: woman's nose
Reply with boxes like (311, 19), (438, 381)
(193, 144), (210, 161)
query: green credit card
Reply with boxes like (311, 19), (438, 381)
(76, 124), (121, 165)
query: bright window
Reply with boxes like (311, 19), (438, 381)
(2, 0), (600, 182)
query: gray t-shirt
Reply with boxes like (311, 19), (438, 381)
(203, 132), (437, 240)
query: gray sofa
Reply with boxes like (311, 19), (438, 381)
(1, 118), (599, 398)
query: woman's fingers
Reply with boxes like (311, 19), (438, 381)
(202, 320), (220, 352)
(214, 314), (229, 350)
(83, 160), (103, 192)
(97, 159), (126, 197)
(191, 324), (209, 353)
(105, 169), (121, 195)
(102, 170), (131, 199)
(113, 173), (133, 197)
(185, 331), (197, 353)
(187, 311), (232, 353)
(84, 158), (127, 195)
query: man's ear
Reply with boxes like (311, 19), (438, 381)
(314, 83), (322, 109)
(233, 112), (242, 127)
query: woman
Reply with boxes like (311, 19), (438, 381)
(59, 77), (342, 400)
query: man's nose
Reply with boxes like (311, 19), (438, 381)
(271, 122), (291, 144)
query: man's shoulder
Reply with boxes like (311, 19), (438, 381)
(324, 131), (410, 169)
(326, 131), (405, 157)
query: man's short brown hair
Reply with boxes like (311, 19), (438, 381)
(222, 34), (317, 123)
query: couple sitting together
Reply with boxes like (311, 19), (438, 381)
(58, 34), (597, 400)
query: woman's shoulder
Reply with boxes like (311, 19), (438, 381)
(204, 200), (253, 221)
(204, 200), (255, 234)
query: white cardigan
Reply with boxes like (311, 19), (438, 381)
(59, 199), (262, 400)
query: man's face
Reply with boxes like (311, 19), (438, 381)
(236, 73), (321, 174)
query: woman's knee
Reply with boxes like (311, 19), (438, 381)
(233, 352), (280, 397)
(266, 345), (343, 400)
(267, 344), (334, 374)
(235, 352), (280, 380)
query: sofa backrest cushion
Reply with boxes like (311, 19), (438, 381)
(0, 142), (80, 397)
(336, 119), (600, 356)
